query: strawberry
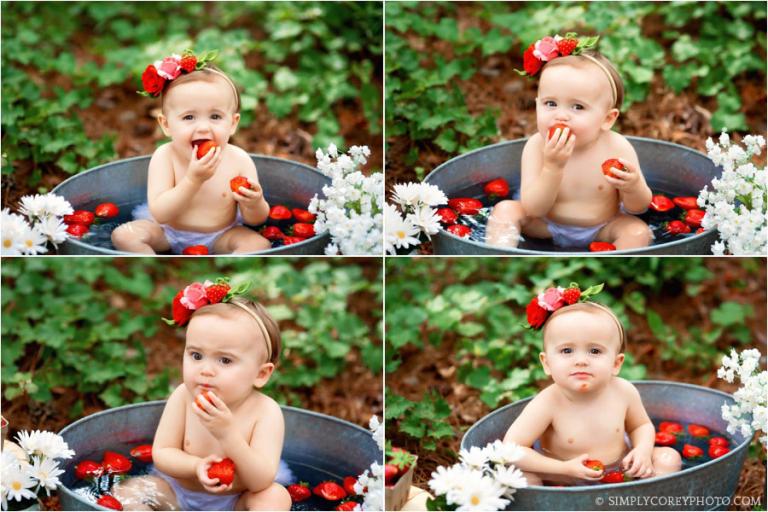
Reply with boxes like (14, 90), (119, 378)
(268, 205), (293, 224)
(562, 287), (580, 305)
(292, 208), (316, 223)
(195, 391), (214, 409)
(66, 222), (90, 238)
(388, 447), (416, 473)
(102, 451), (132, 474)
(230, 176), (251, 193)
(601, 159), (624, 179)
(483, 178), (510, 199)
(182, 245), (209, 255)
(64, 210), (95, 226)
(649, 194), (675, 212)
(547, 123), (569, 141)
(659, 421), (683, 435)
(336, 501), (358, 511)
(205, 282), (231, 304)
(447, 198), (482, 216)
(557, 38), (578, 56)
(207, 458), (236, 485)
(436, 207), (458, 225)
(600, 471), (630, 484)
(673, 196), (699, 210)
(180, 55), (197, 73)
(313, 481), (347, 501)
(129, 444), (153, 463)
(709, 436), (729, 448)
(708, 445), (730, 459)
(97, 495), (123, 511)
(283, 236), (305, 245)
(75, 460), (103, 479)
(292, 223), (315, 238)
(687, 424), (710, 438)
(655, 432), (677, 446)
(94, 202), (119, 219)
(684, 209), (705, 228)
(665, 220), (691, 235)
(343, 476), (358, 495)
(196, 140), (217, 159)
(261, 226), (285, 241)
(446, 224), (471, 238)
(589, 241), (616, 252)
(384, 463), (399, 486)
(696, 227), (705, 234)
(682, 444), (703, 459)
(287, 482), (311, 503)
(583, 459), (604, 472)
(172, 291), (192, 326)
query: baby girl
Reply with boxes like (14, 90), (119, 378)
(486, 34), (653, 250)
(113, 279), (292, 510)
(503, 284), (681, 485)
(112, 50), (271, 254)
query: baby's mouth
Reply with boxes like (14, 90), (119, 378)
(570, 372), (592, 379)
(191, 138), (212, 148)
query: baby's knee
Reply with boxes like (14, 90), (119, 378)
(112, 476), (165, 510)
(490, 199), (524, 220)
(243, 483), (291, 511)
(626, 218), (653, 243)
(653, 446), (682, 476)
(111, 223), (134, 248)
(232, 232), (271, 253)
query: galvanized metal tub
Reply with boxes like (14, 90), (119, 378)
(58, 401), (380, 511)
(461, 381), (751, 511)
(425, 137), (720, 255)
(51, 155), (330, 255)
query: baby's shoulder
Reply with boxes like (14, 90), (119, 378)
(524, 132), (544, 150)
(531, 383), (561, 405)
(611, 376), (641, 400)
(227, 143), (252, 162)
(604, 130), (636, 155)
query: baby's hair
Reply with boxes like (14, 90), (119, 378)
(190, 297), (281, 365)
(542, 301), (626, 353)
(161, 64), (241, 113)
(541, 49), (624, 109)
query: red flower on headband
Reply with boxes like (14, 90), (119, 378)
(526, 298), (548, 329)
(525, 283), (605, 329)
(141, 65), (166, 96)
(164, 277), (248, 326)
(515, 33), (600, 78)
(522, 44), (543, 76)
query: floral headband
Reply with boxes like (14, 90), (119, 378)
(139, 49), (219, 97)
(525, 283), (605, 329)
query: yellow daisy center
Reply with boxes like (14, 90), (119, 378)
(12, 481), (22, 491)
(471, 495), (480, 505)
(3, 239), (11, 248)
(396, 230), (406, 239)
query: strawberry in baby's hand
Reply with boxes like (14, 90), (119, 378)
(687, 424), (710, 438)
(601, 159), (624, 179)
(196, 140), (217, 159)
(446, 224), (471, 238)
(75, 460), (103, 480)
(682, 444), (703, 459)
(343, 476), (358, 495)
(335, 501), (358, 511)
(207, 458), (236, 486)
(665, 220), (691, 235)
(649, 194), (675, 212)
(583, 459), (605, 472)
(102, 451), (132, 474)
(313, 481), (347, 501)
(447, 198), (482, 216)
(601, 471), (631, 484)
(230, 176), (251, 193)
(655, 432), (677, 446)
(589, 241), (616, 252)
(95, 202), (119, 219)
(97, 495), (123, 511)
(195, 391), (214, 410)
(129, 444), (153, 463)
(548, 123), (569, 141)
(483, 178), (510, 200)
(64, 210), (95, 226)
(66, 223), (90, 238)
(182, 245), (209, 255)
(287, 482), (311, 503)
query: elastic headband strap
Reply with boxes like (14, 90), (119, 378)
(580, 54), (618, 108)
(586, 302), (626, 350)
(230, 301), (272, 362)
(204, 68), (240, 110)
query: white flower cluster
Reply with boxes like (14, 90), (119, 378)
(309, 144), (383, 255)
(2, 193), (73, 255)
(698, 132), (766, 255)
(353, 415), (385, 511)
(385, 182), (448, 254)
(717, 348), (767, 449)
(428, 440), (527, 511)
(1, 430), (75, 510)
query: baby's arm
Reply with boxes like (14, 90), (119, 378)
(152, 385), (203, 479)
(607, 139), (652, 214)
(520, 132), (574, 217)
(233, 155), (270, 226)
(621, 379), (655, 478)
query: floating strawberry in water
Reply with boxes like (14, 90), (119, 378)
(230, 176), (251, 193)
(292, 223), (315, 238)
(673, 196), (699, 210)
(589, 241), (616, 252)
(659, 421), (683, 435)
(709, 436), (729, 448)
(287, 482), (311, 503)
(682, 444), (703, 459)
(268, 205), (292, 227)
(547, 123), (569, 141)
(446, 224), (471, 238)
(182, 245), (209, 255)
(282, 236), (305, 245)
(708, 445), (730, 458)
(335, 501), (358, 511)
(102, 451), (132, 474)
(313, 481), (347, 501)
(655, 432), (677, 446)
(649, 194), (675, 212)
(207, 458), (235, 485)
(601, 471), (630, 484)
(483, 178), (510, 200)
(687, 424), (710, 438)
(684, 209), (705, 228)
(583, 459), (605, 472)
(262, 226), (285, 241)
(436, 207), (458, 225)
(665, 220), (691, 235)
(343, 476), (358, 495)
(64, 210), (95, 226)
(75, 460), (103, 480)
(196, 140), (217, 159)
(97, 495), (123, 510)
(129, 444), (153, 463)
(66, 222), (90, 238)
(601, 159), (624, 179)
(292, 208), (316, 223)
(94, 202), (119, 219)
(447, 198), (482, 216)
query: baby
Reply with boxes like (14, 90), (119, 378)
(112, 50), (271, 254)
(113, 280), (291, 510)
(486, 34), (653, 250)
(503, 285), (681, 485)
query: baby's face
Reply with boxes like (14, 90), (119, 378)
(536, 62), (618, 148)
(183, 312), (271, 405)
(160, 76), (240, 156)
(540, 309), (624, 394)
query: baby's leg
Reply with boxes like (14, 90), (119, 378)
(520, 471), (543, 486)
(213, 226), (272, 254)
(111, 475), (179, 511)
(652, 446), (682, 476)
(111, 220), (170, 254)
(595, 213), (652, 250)
(235, 482), (291, 511)
(486, 200), (551, 247)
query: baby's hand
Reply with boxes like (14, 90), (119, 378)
(542, 127), (576, 171)
(193, 391), (236, 441)
(562, 453), (604, 481)
(232, 178), (265, 208)
(196, 455), (234, 493)
(622, 448), (654, 479)
(602, 158), (641, 191)
(187, 145), (223, 185)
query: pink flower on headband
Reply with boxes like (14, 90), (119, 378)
(537, 287), (565, 311)
(533, 37), (559, 62)
(181, 282), (208, 310)
(155, 55), (182, 80)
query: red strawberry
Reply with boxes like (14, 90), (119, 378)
(384, 463), (399, 486)
(102, 451), (132, 474)
(687, 424), (710, 438)
(696, 227), (705, 234)
(682, 444), (703, 459)
(64, 210), (95, 226)
(287, 483), (311, 503)
(709, 436), (729, 448)
(230, 176), (251, 193)
(66, 222), (90, 238)
(180, 55), (197, 73)
(589, 241), (616, 252)
(447, 198), (482, 216)
(336, 501), (358, 511)
(583, 459), (604, 472)
(655, 432), (677, 446)
(207, 458), (236, 485)
(196, 140), (217, 159)
(446, 224), (471, 238)
(556, 38), (578, 56)
(601, 471), (630, 484)
(343, 476), (358, 495)
(75, 460), (103, 480)
(291, 208), (316, 223)
(673, 196), (699, 210)
(436, 207), (458, 225)
(684, 209), (705, 228)
(601, 159), (624, 178)
(649, 194), (675, 212)
(194, 390), (214, 409)
(97, 495), (123, 511)
(483, 178), (510, 199)
(94, 202), (119, 219)
(283, 236), (305, 245)
(269, 205), (293, 222)
(129, 444), (153, 463)
(292, 223), (315, 238)
(562, 287), (581, 305)
(205, 283), (231, 304)
(313, 481), (347, 501)
(666, 220), (691, 235)
(182, 245), (209, 255)
(172, 291), (192, 326)
(659, 421), (683, 435)
(708, 445), (730, 459)
(547, 123), (569, 141)
(261, 226), (285, 241)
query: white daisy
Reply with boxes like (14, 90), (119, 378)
(1, 209), (27, 255)
(38, 193), (73, 218)
(1, 461), (36, 504)
(493, 465), (528, 497)
(35, 216), (69, 246)
(31, 431), (75, 460)
(384, 204), (420, 254)
(18, 194), (47, 219)
(459, 445), (488, 470)
(406, 205), (442, 235)
(449, 471), (509, 511)
(416, 182), (448, 206)
(28, 456), (64, 495)
(18, 223), (48, 255)
(391, 183), (422, 209)
(484, 440), (524, 465)
(428, 464), (468, 497)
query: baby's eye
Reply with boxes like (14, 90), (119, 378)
(544, 100), (557, 108)
(183, 114), (194, 121)
(572, 104), (584, 111)
(590, 347), (602, 355)
(560, 347), (572, 354)
(191, 352), (202, 361)
(220, 357), (232, 365)
(211, 113), (223, 120)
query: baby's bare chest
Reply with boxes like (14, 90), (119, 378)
(543, 400), (627, 455)
(182, 408), (255, 458)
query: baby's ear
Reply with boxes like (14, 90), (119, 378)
(229, 112), (241, 136)
(601, 108), (620, 131)
(539, 352), (551, 376)
(612, 352), (625, 375)
(157, 113), (171, 137)
(253, 361), (275, 388)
